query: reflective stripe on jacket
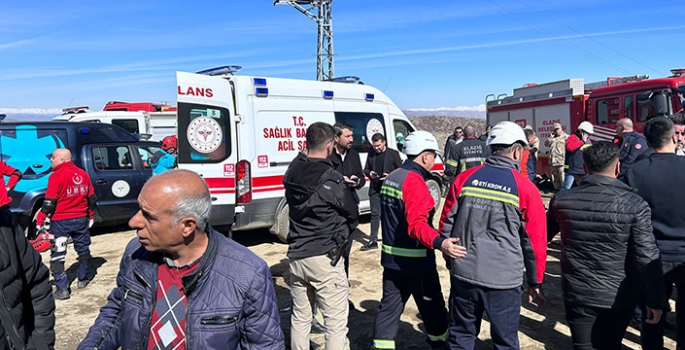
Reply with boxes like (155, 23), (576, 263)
(440, 156), (547, 289)
(380, 160), (444, 272)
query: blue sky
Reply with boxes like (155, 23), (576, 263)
(0, 0), (681, 115)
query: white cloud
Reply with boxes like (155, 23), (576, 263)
(0, 108), (61, 115)
(405, 105), (486, 112)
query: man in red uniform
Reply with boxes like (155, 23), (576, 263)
(440, 121), (547, 349)
(0, 161), (22, 208)
(371, 130), (466, 350)
(36, 148), (95, 300)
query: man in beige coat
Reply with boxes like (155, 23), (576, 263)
(545, 123), (568, 190)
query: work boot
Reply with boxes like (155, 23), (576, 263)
(53, 289), (70, 300)
(77, 279), (91, 289)
(360, 241), (378, 251)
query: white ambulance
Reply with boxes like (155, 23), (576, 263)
(177, 66), (444, 241)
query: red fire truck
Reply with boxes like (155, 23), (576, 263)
(102, 101), (177, 112)
(486, 69), (685, 176)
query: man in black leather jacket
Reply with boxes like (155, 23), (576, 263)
(548, 141), (664, 349)
(0, 208), (55, 349)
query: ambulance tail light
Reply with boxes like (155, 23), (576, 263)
(237, 160), (252, 204)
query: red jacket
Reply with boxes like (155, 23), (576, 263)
(0, 162), (22, 207)
(36, 162), (94, 225)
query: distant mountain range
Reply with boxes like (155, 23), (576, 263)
(0, 105), (487, 122)
(402, 106), (486, 119)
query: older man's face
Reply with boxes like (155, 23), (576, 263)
(675, 124), (685, 150)
(129, 182), (183, 253)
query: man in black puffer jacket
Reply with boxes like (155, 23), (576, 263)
(0, 208), (55, 349)
(548, 141), (664, 350)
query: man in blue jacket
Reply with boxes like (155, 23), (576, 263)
(78, 170), (284, 350)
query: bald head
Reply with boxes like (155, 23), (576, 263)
(464, 125), (476, 137)
(144, 170), (212, 231)
(616, 118), (634, 136)
(50, 148), (72, 169)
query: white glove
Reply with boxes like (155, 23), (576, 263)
(89, 219), (94, 228)
(37, 217), (51, 231)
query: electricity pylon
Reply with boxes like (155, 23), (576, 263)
(274, 0), (334, 81)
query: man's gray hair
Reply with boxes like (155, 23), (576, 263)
(171, 189), (212, 231)
(159, 170), (212, 231)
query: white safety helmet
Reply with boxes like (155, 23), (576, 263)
(578, 121), (594, 134)
(487, 121), (528, 148)
(403, 130), (440, 156)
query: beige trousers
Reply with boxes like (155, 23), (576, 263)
(289, 254), (349, 350)
(551, 165), (565, 190)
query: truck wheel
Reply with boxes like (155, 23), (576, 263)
(270, 204), (289, 243)
(426, 179), (441, 210)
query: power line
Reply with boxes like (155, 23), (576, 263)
(476, 0), (633, 76)
(512, 0), (665, 76)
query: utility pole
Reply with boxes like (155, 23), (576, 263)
(274, 0), (334, 81)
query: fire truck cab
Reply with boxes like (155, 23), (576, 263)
(486, 69), (685, 177)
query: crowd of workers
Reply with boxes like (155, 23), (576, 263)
(2, 113), (685, 349)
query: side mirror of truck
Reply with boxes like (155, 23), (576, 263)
(654, 93), (668, 116)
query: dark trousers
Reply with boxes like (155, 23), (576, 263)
(448, 277), (521, 350)
(369, 192), (381, 242)
(373, 268), (448, 349)
(564, 301), (633, 350)
(50, 217), (91, 290)
(642, 261), (685, 350)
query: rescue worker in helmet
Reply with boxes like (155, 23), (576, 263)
(562, 121), (594, 191)
(150, 135), (178, 176)
(370, 130), (466, 350)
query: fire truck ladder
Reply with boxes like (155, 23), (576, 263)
(274, 0), (334, 81)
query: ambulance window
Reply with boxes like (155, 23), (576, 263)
(393, 120), (414, 152)
(334, 112), (386, 154)
(177, 103), (231, 163)
(112, 119), (139, 134)
(624, 96), (633, 120)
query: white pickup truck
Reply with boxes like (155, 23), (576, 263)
(53, 110), (176, 141)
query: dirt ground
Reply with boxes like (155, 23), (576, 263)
(48, 196), (678, 349)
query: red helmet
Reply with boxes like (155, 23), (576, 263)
(29, 232), (54, 253)
(161, 135), (177, 151)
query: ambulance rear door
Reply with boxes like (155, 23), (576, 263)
(176, 71), (238, 227)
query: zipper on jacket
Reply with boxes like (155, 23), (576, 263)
(134, 268), (155, 350)
(0, 286), (23, 349)
(124, 287), (144, 301)
(200, 315), (238, 325)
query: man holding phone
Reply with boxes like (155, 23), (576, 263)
(329, 122), (366, 277)
(362, 133), (402, 251)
